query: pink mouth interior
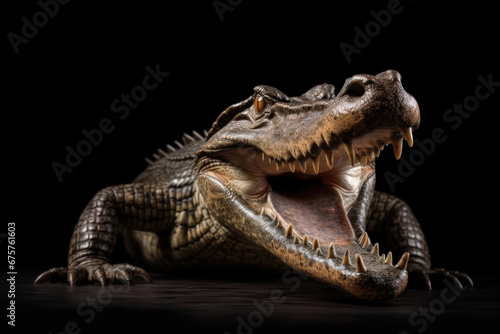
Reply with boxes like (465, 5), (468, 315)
(269, 178), (355, 246)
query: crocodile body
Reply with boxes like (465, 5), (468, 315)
(36, 70), (472, 300)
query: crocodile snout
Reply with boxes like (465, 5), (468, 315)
(334, 69), (420, 137)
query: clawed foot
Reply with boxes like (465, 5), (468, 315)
(34, 263), (151, 286)
(409, 267), (473, 290)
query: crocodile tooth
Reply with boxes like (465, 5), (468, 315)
(315, 136), (324, 150)
(344, 141), (356, 166)
(384, 251), (393, 265)
(327, 242), (337, 259)
(395, 252), (410, 270)
(356, 254), (367, 273)
(275, 162), (281, 171)
(325, 151), (334, 169)
(300, 144), (310, 159)
(316, 248), (322, 255)
(376, 141), (386, 151)
(262, 152), (266, 161)
(313, 238), (320, 251)
(362, 235), (371, 249)
(260, 208), (265, 216)
(268, 211), (277, 222)
(293, 236), (299, 244)
(361, 237), (372, 248)
(298, 160), (307, 173)
(269, 157), (273, 164)
(342, 249), (351, 265)
(402, 127), (413, 147)
(358, 233), (364, 244)
(285, 224), (294, 238)
(379, 254), (386, 262)
(175, 140), (184, 149)
(368, 150), (375, 162)
(303, 235), (309, 246)
(375, 149), (380, 158)
(359, 154), (367, 166)
(371, 243), (379, 256)
(358, 232), (368, 245)
(391, 138), (403, 160)
(312, 155), (320, 174)
(290, 149), (301, 161)
(289, 161), (296, 173)
(322, 132), (331, 147)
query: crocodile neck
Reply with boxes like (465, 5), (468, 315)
(124, 139), (284, 272)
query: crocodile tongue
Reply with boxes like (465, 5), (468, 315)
(269, 178), (355, 246)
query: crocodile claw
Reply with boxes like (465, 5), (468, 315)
(35, 263), (152, 285)
(34, 267), (69, 284)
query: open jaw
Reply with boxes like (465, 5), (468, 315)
(196, 127), (413, 300)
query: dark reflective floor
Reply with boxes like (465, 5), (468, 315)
(8, 268), (500, 334)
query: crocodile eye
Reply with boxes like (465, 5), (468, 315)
(253, 95), (266, 113)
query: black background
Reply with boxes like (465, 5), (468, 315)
(3, 0), (499, 332)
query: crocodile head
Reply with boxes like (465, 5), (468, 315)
(195, 70), (420, 300)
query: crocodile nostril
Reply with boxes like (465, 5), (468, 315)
(344, 81), (366, 97)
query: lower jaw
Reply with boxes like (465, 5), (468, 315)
(197, 174), (409, 301)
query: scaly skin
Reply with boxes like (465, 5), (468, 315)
(36, 70), (472, 300)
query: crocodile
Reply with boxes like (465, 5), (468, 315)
(36, 70), (472, 300)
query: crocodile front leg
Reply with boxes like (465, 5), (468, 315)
(366, 191), (473, 290)
(35, 183), (172, 285)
